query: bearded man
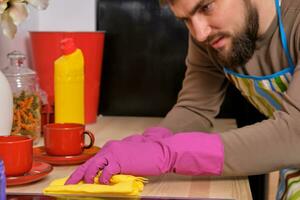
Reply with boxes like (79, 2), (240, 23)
(66, 0), (300, 199)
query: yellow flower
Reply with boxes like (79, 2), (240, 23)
(0, 0), (49, 39)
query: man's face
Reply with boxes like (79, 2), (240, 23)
(169, 0), (259, 67)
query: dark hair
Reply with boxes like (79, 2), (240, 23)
(159, 0), (168, 5)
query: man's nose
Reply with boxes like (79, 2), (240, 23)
(190, 17), (211, 42)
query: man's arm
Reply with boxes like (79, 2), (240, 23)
(160, 35), (229, 132)
(221, 60), (300, 176)
(161, 29), (300, 176)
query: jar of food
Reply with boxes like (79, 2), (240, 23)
(2, 51), (42, 144)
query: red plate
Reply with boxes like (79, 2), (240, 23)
(33, 146), (100, 165)
(6, 161), (53, 186)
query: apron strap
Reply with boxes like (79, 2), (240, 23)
(275, 0), (295, 68)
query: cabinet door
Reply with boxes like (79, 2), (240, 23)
(97, 0), (188, 116)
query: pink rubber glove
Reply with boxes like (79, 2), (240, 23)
(65, 132), (224, 185)
(122, 127), (173, 142)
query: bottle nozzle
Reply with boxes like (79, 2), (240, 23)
(60, 38), (76, 55)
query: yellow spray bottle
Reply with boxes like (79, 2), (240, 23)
(54, 38), (84, 124)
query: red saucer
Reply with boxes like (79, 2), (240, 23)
(6, 161), (53, 186)
(33, 146), (100, 165)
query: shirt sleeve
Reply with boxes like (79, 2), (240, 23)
(221, 48), (300, 176)
(160, 35), (229, 132)
(160, 6), (300, 176)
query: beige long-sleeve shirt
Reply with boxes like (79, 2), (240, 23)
(160, 0), (300, 176)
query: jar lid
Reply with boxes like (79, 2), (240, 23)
(2, 51), (36, 77)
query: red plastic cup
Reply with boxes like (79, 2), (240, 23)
(30, 31), (105, 124)
(43, 123), (95, 156)
(0, 136), (33, 176)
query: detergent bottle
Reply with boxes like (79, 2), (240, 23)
(54, 38), (84, 124)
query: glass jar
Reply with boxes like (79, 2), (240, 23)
(2, 51), (41, 145)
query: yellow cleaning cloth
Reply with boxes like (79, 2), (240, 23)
(43, 173), (148, 196)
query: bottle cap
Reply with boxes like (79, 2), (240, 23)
(60, 38), (76, 55)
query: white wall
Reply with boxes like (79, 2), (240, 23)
(36, 0), (96, 31)
(0, 0), (96, 68)
(0, 9), (39, 69)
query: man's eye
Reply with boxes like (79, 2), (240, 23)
(201, 2), (213, 13)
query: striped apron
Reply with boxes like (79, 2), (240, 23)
(223, 0), (298, 199)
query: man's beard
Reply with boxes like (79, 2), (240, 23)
(209, 3), (259, 68)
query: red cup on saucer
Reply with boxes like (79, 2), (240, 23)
(43, 123), (95, 156)
(0, 135), (33, 176)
